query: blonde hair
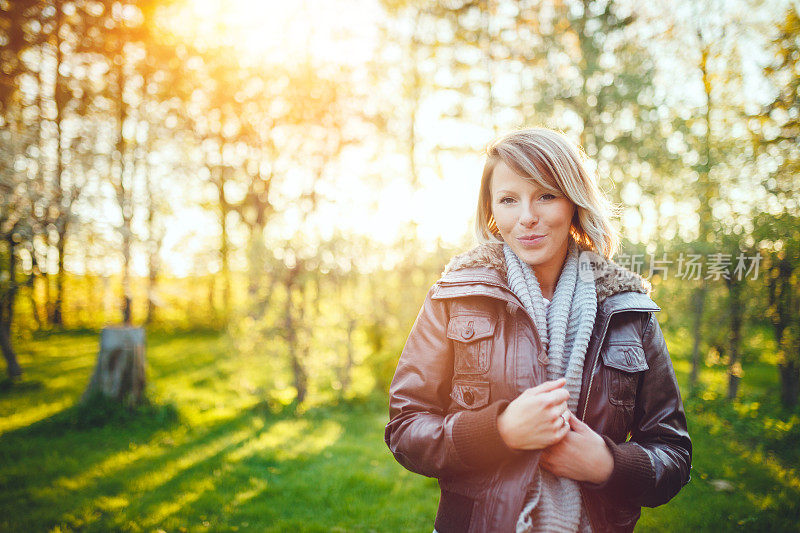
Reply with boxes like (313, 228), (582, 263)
(475, 127), (619, 259)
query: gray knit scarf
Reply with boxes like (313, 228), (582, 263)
(503, 241), (597, 533)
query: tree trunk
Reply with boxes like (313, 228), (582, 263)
(82, 326), (146, 405)
(689, 38), (717, 394)
(284, 266), (307, 404)
(341, 317), (356, 395)
(28, 267), (43, 330)
(727, 279), (743, 400)
(0, 327), (22, 379)
(43, 260), (52, 324)
(767, 257), (797, 408)
(406, 13), (422, 187)
(146, 264), (157, 325)
(51, 0), (66, 328)
(52, 226), (67, 327)
(779, 360), (799, 409)
(33, 45), (47, 331)
(1, 238), (22, 378)
(217, 161), (231, 319)
(690, 282), (706, 391)
(113, 49), (132, 325)
(144, 158), (159, 325)
(102, 274), (113, 324)
(207, 275), (217, 324)
(246, 222), (267, 306)
(122, 230), (132, 324)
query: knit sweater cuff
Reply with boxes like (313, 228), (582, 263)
(451, 400), (520, 469)
(584, 436), (654, 503)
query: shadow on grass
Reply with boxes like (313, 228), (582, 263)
(0, 395), (403, 532)
(0, 378), (45, 396)
(2, 392), (179, 437)
(0, 393), (433, 532)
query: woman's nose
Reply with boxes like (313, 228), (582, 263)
(519, 205), (538, 226)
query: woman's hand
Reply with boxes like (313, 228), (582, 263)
(497, 378), (571, 450)
(539, 415), (614, 484)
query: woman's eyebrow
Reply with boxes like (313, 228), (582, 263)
(494, 185), (548, 196)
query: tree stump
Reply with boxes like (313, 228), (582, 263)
(82, 326), (146, 405)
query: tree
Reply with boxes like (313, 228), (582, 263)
(753, 6), (800, 407)
(0, 0), (42, 376)
(754, 214), (800, 408)
(648, 0), (758, 392)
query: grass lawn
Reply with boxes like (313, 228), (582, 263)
(1, 330), (798, 531)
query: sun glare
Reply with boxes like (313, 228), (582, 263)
(166, 0), (380, 67)
(151, 0), (493, 277)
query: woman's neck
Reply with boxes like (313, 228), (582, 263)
(536, 274), (557, 301)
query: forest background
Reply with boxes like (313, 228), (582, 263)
(1, 0), (799, 531)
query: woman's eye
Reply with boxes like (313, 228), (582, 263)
(499, 197), (515, 204)
(540, 193), (556, 201)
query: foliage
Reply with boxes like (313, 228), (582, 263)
(0, 0), (797, 437)
(229, 228), (463, 405)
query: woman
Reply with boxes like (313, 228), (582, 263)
(384, 128), (691, 533)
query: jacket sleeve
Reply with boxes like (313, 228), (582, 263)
(585, 312), (692, 507)
(384, 286), (519, 479)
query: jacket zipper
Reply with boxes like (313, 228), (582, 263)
(579, 314), (611, 421)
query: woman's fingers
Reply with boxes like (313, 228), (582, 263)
(558, 410), (572, 430)
(547, 403), (567, 421)
(551, 409), (569, 427)
(555, 418), (571, 439)
(568, 414), (590, 433)
(543, 416), (571, 446)
(540, 388), (569, 406)
(503, 379), (576, 450)
(528, 378), (566, 394)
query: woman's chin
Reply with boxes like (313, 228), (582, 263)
(515, 249), (549, 268)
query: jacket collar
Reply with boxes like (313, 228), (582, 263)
(439, 242), (658, 313)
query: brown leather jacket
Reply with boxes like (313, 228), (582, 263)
(385, 244), (691, 532)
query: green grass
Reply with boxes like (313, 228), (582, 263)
(1, 330), (798, 531)
(0, 331), (436, 532)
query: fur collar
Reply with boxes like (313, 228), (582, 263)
(443, 242), (651, 303)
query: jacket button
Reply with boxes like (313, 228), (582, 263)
(462, 320), (475, 339)
(463, 390), (474, 405)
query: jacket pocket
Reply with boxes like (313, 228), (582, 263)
(450, 379), (490, 410)
(601, 343), (647, 438)
(602, 343), (647, 406)
(447, 315), (495, 374)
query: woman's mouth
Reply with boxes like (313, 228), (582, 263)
(517, 234), (546, 246)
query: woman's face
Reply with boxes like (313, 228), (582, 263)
(490, 161), (575, 273)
